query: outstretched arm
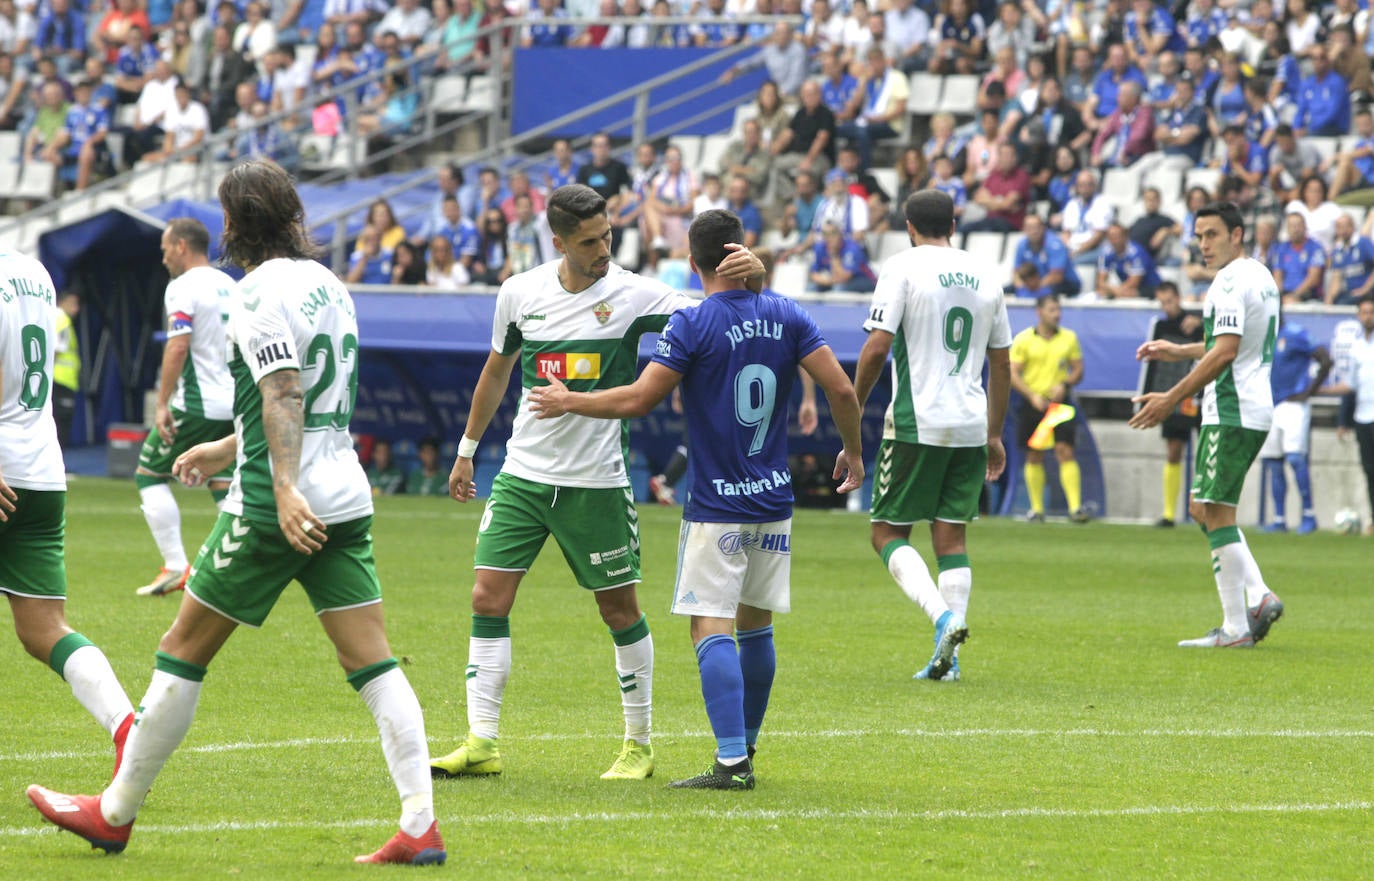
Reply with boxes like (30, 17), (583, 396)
(1130, 333), (1238, 428)
(528, 363), (683, 420)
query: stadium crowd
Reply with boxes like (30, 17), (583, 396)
(5, 0), (1374, 300)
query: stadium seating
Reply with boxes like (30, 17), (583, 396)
(935, 76), (979, 117)
(906, 72), (942, 117)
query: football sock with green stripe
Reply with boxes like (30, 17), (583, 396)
(466, 615), (510, 741)
(50, 633), (133, 736)
(610, 615), (653, 745)
(696, 634), (747, 762)
(1207, 527), (1249, 636)
(102, 652), (207, 827)
(354, 662), (435, 838)
(736, 625), (774, 749)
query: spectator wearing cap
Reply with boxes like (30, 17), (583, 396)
(720, 23), (807, 98)
(1013, 213), (1081, 298)
(962, 141), (1030, 234)
(1097, 221), (1160, 299)
(836, 46), (908, 170)
(31, 0), (85, 77)
(1327, 213), (1374, 305)
(1272, 212), (1327, 303)
(1054, 169), (1114, 265)
(1267, 124), (1323, 205)
(1330, 107), (1374, 199)
(1090, 80), (1154, 167)
(809, 220), (876, 293)
(1085, 43), (1148, 131)
(1295, 50), (1350, 137)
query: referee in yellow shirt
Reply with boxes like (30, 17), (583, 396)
(1009, 295), (1087, 522)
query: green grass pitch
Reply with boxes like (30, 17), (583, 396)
(1, 478), (1371, 879)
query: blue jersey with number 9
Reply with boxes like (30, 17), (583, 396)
(652, 289), (826, 523)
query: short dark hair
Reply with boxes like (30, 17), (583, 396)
(418, 435), (440, 452)
(1194, 200), (1245, 234)
(1157, 281), (1179, 298)
(217, 160), (321, 268)
(546, 184), (607, 237)
(1275, 123), (1294, 138)
(1036, 293), (1060, 308)
(688, 209), (743, 277)
(1360, 293), (1374, 309)
(166, 217), (210, 255)
(904, 189), (955, 239)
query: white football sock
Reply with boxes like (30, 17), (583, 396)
(102, 669), (202, 826)
(938, 567), (972, 619)
(61, 645), (134, 735)
(888, 544), (949, 624)
(1236, 530), (1271, 606)
(466, 636), (510, 740)
(613, 632), (653, 745)
(139, 483), (187, 570)
(1212, 543), (1250, 637)
(359, 668), (434, 837)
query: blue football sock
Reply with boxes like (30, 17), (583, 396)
(1264, 458), (1286, 521)
(1286, 453), (1314, 515)
(736, 625), (775, 748)
(695, 634), (746, 761)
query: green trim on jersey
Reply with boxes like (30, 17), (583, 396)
(499, 321), (522, 356)
(180, 355), (205, 417)
(890, 325), (918, 443)
(1204, 312), (1242, 425)
(229, 348), (277, 523)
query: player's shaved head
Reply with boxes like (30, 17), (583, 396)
(166, 217), (210, 256)
(905, 189), (956, 240)
(688, 209), (744, 278)
(547, 184), (607, 238)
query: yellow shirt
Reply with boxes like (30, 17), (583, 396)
(1010, 326), (1081, 397)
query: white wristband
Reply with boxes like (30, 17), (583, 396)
(457, 436), (478, 459)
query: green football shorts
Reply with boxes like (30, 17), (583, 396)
(475, 472), (641, 590)
(0, 489), (66, 599)
(186, 512), (381, 627)
(1191, 424), (1268, 508)
(870, 439), (987, 525)
(137, 409), (235, 480)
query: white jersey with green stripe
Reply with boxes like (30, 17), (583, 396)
(493, 260), (695, 488)
(863, 244), (1012, 448)
(1201, 257), (1279, 431)
(0, 253), (64, 491)
(166, 265), (238, 420)
(221, 258), (372, 525)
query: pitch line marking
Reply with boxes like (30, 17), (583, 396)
(2, 800), (1372, 839)
(4, 727), (1374, 765)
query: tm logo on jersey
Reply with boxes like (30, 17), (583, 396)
(537, 352), (601, 380)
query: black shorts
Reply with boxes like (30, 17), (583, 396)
(1016, 400), (1076, 450)
(1161, 411), (1199, 442)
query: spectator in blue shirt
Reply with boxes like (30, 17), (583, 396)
(1012, 213), (1081, 297)
(113, 26), (159, 104)
(418, 194), (481, 274)
(32, 0), (86, 77)
(1184, 0), (1228, 47)
(523, 0), (575, 47)
(1098, 222), (1160, 299)
(1295, 51), (1351, 137)
(1272, 212), (1327, 302)
(1327, 213), (1374, 305)
(1241, 79), (1278, 148)
(1145, 51), (1181, 108)
(809, 221), (876, 293)
(1087, 43), (1149, 129)
(346, 225), (396, 284)
(1123, 0), (1184, 70)
(1181, 46), (1218, 107)
(724, 175), (764, 249)
(928, 154), (967, 219)
(50, 79), (111, 190)
(1218, 124), (1267, 202)
(1149, 74), (1207, 168)
(819, 48), (859, 121)
(690, 0), (741, 47)
(1330, 107), (1374, 199)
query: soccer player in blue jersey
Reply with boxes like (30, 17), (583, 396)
(1260, 316), (1331, 533)
(529, 209), (864, 790)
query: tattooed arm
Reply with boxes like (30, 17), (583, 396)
(260, 369), (327, 554)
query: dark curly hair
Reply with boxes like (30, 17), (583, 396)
(218, 160), (322, 269)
